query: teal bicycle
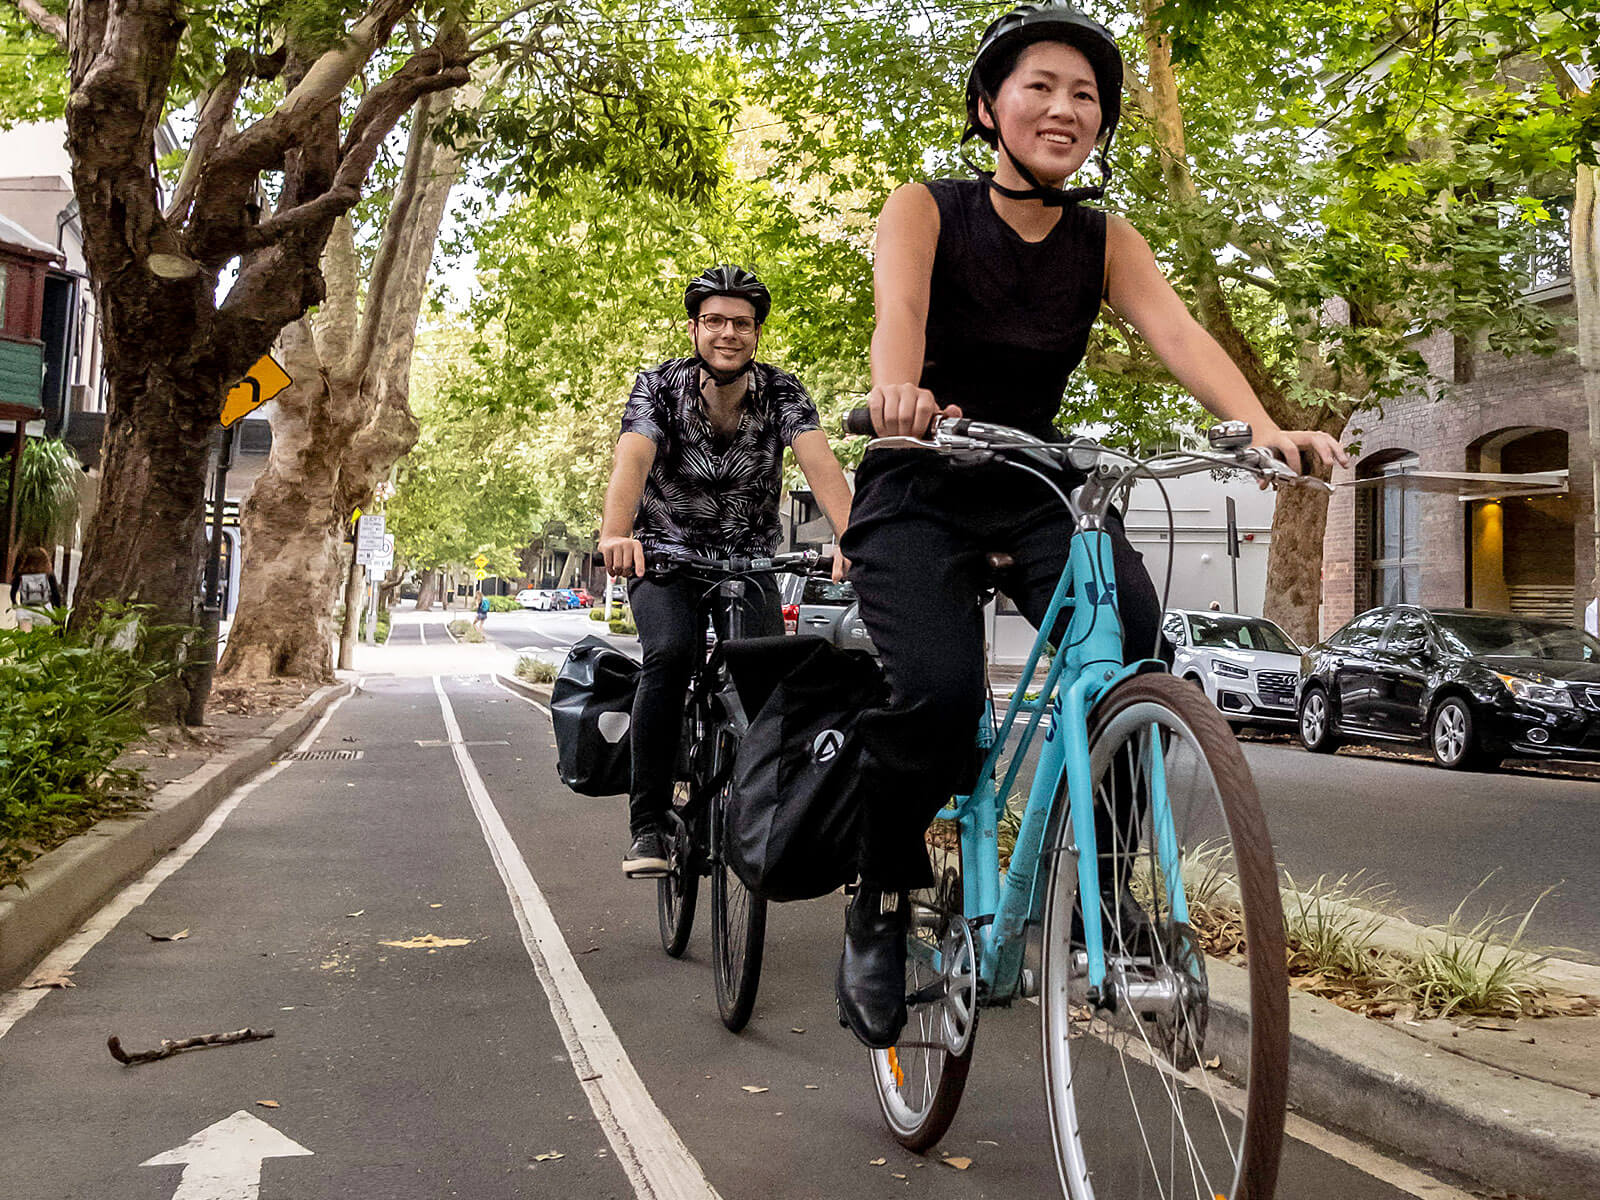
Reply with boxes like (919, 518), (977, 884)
(843, 410), (1305, 1200)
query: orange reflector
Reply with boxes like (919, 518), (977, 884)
(887, 1047), (905, 1087)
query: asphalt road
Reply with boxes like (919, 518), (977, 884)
(0, 632), (1488, 1200)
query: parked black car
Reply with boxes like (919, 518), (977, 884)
(1297, 606), (1600, 770)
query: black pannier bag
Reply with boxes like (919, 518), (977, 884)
(721, 636), (888, 903)
(551, 635), (640, 796)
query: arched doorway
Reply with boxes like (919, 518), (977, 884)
(1465, 428), (1573, 619)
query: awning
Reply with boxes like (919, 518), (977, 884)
(1338, 470), (1568, 502)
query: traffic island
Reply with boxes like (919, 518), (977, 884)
(0, 680), (353, 990)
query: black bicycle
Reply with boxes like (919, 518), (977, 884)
(651, 549), (830, 1031)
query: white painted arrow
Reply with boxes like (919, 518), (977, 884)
(142, 1111), (313, 1200)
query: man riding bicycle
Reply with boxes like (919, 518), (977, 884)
(599, 265), (854, 878)
(835, 2), (1348, 1049)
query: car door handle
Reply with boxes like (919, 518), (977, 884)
(803, 617), (831, 625)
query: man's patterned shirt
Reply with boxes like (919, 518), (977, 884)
(621, 357), (821, 558)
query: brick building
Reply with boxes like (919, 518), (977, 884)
(1322, 286), (1591, 637)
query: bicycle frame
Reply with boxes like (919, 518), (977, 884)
(937, 526), (1184, 1004)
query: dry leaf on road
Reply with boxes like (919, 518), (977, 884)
(143, 928), (190, 941)
(23, 969), (75, 989)
(869, 1158), (886, 1166)
(256, 1100), (279, 1109)
(532, 1152), (565, 1162)
(740, 1085), (769, 1094)
(942, 1156), (972, 1170)
(379, 935), (473, 949)
(345, 910), (365, 918)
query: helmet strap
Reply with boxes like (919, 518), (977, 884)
(965, 86), (1111, 207)
(696, 356), (755, 387)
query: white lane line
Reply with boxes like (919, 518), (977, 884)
(0, 687), (359, 1040)
(418, 618), (427, 647)
(432, 676), (718, 1200)
(493, 673), (551, 717)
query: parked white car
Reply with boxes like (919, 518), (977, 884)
(1162, 609), (1303, 727)
(516, 588), (556, 611)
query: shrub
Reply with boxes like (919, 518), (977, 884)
(374, 610), (392, 644)
(0, 609), (177, 886)
(589, 606), (608, 622)
(516, 656), (558, 684)
(608, 607), (636, 636)
(447, 619), (485, 643)
(488, 596), (520, 612)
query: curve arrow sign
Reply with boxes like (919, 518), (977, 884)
(142, 1111), (313, 1199)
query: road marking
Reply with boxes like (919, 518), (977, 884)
(0, 688), (358, 1040)
(432, 676), (719, 1200)
(493, 673), (551, 717)
(418, 618), (427, 647)
(141, 1111), (312, 1199)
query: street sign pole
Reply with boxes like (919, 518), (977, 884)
(1226, 496), (1240, 614)
(186, 420), (239, 726)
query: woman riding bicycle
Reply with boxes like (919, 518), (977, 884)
(836, 1), (1347, 1049)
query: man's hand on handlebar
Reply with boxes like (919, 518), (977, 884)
(865, 383), (962, 439)
(600, 533), (647, 578)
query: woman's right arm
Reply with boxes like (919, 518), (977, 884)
(868, 184), (959, 436)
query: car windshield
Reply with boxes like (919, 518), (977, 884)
(1431, 613), (1600, 662)
(1187, 614), (1297, 654)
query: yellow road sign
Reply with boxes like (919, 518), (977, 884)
(474, 568), (487, 581)
(474, 554), (488, 568)
(221, 354), (292, 426)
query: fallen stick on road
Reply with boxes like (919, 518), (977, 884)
(107, 1026), (274, 1066)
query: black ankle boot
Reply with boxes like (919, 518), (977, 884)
(836, 888), (910, 1049)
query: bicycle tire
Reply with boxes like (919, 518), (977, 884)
(1040, 672), (1288, 1200)
(710, 763), (767, 1032)
(870, 822), (976, 1152)
(657, 789), (699, 958)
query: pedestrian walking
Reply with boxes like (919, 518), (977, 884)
(9, 548), (63, 632)
(473, 591), (490, 630)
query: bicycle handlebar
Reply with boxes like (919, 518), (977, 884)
(643, 549), (832, 578)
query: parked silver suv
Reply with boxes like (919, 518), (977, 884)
(796, 577), (877, 656)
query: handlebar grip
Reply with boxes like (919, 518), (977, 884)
(844, 407), (876, 436)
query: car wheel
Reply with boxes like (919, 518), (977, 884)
(1429, 696), (1487, 770)
(1298, 686), (1340, 753)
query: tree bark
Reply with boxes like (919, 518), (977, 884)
(54, 0), (468, 717)
(414, 568), (439, 611)
(219, 87), (466, 681)
(1133, 0), (1346, 644)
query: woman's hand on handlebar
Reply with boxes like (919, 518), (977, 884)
(1256, 428), (1348, 478)
(866, 383), (962, 438)
(600, 533), (646, 578)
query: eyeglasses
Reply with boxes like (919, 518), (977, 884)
(696, 314), (758, 335)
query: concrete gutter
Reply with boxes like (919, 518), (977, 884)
(496, 673), (554, 705)
(0, 681), (353, 990)
(1205, 957), (1600, 1199)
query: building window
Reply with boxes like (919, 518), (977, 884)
(1507, 197), (1571, 291)
(1361, 451), (1420, 606)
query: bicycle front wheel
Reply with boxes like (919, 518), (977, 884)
(1040, 672), (1288, 1200)
(657, 786), (699, 958)
(710, 775), (767, 1032)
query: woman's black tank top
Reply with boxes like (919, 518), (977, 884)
(919, 178), (1107, 440)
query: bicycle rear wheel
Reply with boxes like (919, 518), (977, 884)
(1041, 672), (1288, 1200)
(870, 821), (976, 1152)
(657, 784), (699, 958)
(710, 769), (767, 1032)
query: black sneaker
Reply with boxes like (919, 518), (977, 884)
(623, 830), (669, 878)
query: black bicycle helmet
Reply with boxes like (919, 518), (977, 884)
(683, 265), (772, 325)
(963, 3), (1123, 206)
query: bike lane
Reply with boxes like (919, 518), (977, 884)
(448, 674), (1477, 1200)
(0, 675), (636, 1199)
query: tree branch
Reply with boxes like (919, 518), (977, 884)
(9, 0), (66, 46)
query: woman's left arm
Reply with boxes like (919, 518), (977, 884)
(1103, 215), (1347, 475)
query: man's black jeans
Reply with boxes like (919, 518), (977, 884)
(625, 570), (783, 838)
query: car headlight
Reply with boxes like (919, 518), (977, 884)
(1497, 674), (1573, 708)
(1212, 661), (1249, 679)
